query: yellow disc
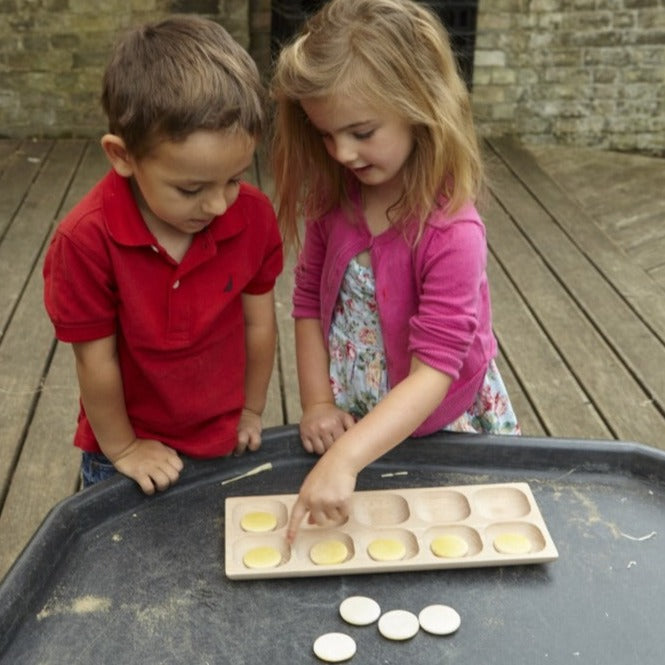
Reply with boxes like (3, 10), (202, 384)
(242, 545), (282, 569)
(430, 534), (469, 558)
(367, 538), (406, 562)
(310, 539), (349, 565)
(493, 532), (532, 555)
(240, 511), (278, 533)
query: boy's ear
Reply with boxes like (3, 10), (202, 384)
(101, 134), (134, 177)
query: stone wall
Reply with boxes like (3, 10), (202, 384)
(249, 0), (272, 79)
(0, 0), (250, 139)
(473, 0), (665, 155)
(1, 0), (663, 155)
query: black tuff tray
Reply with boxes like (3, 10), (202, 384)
(1, 425), (664, 664)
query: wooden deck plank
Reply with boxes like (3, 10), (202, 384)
(0, 141), (87, 496)
(488, 138), (665, 339)
(0, 255), (59, 500)
(274, 249), (301, 425)
(488, 138), (665, 414)
(0, 139), (21, 170)
(521, 143), (665, 236)
(262, 357), (284, 427)
(255, 154), (302, 425)
(646, 263), (665, 291)
(245, 152), (284, 428)
(36, 139), (110, 446)
(485, 143), (665, 448)
(0, 140), (52, 249)
(57, 140), (108, 207)
(618, 214), (665, 276)
(492, 345), (546, 438)
(522, 142), (665, 291)
(0, 140), (86, 337)
(488, 153), (665, 410)
(0, 142), (107, 579)
(0, 340), (80, 579)
(611, 212), (665, 252)
(487, 243), (611, 440)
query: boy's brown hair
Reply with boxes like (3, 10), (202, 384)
(102, 15), (265, 157)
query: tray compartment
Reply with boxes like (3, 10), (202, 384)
(484, 521), (548, 554)
(357, 528), (420, 562)
(471, 485), (532, 520)
(233, 534), (292, 569)
(410, 489), (470, 523)
(424, 525), (483, 559)
(351, 492), (410, 526)
(293, 530), (355, 566)
(233, 498), (288, 531)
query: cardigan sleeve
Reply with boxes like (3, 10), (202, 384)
(292, 219), (327, 320)
(408, 217), (488, 381)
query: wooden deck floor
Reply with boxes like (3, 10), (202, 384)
(1, 137), (664, 580)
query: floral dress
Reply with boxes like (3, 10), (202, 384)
(328, 257), (521, 435)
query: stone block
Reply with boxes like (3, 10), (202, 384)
(474, 50), (506, 67)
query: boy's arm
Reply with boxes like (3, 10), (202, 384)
(236, 291), (278, 454)
(296, 317), (355, 455)
(72, 335), (182, 493)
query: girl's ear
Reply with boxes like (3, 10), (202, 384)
(100, 134), (134, 177)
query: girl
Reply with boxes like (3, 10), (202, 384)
(271, 0), (520, 540)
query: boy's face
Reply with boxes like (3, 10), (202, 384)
(121, 129), (256, 238)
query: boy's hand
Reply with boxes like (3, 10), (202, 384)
(235, 407), (262, 455)
(110, 438), (183, 495)
(287, 450), (357, 543)
(299, 403), (355, 455)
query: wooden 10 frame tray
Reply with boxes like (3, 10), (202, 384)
(224, 482), (559, 579)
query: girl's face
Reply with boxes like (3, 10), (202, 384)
(301, 93), (414, 196)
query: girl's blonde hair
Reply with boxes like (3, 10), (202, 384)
(271, 0), (484, 249)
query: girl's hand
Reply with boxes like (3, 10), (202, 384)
(110, 438), (183, 495)
(236, 407), (263, 455)
(299, 402), (355, 454)
(287, 450), (358, 542)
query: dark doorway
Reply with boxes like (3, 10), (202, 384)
(270, 1), (479, 89)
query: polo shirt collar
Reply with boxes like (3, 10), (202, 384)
(102, 170), (247, 248)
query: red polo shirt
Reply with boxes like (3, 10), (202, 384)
(43, 170), (283, 458)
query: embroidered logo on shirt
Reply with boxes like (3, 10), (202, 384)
(224, 275), (233, 292)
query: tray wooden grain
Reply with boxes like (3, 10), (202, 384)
(224, 482), (559, 579)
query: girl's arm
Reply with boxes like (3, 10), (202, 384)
(292, 220), (353, 451)
(236, 291), (278, 454)
(296, 317), (355, 454)
(287, 356), (452, 541)
(72, 335), (183, 493)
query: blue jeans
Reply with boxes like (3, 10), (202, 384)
(80, 451), (117, 488)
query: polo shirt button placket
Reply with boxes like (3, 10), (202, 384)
(168, 276), (189, 337)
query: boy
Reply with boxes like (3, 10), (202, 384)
(43, 16), (283, 494)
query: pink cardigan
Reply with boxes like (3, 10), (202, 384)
(292, 200), (497, 435)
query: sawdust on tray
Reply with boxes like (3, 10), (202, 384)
(37, 595), (112, 620)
